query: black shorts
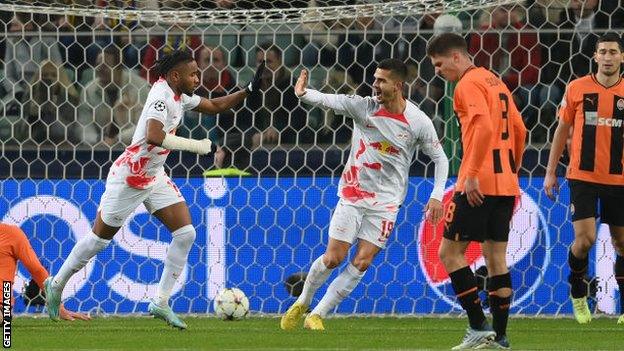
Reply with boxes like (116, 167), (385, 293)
(568, 179), (624, 226)
(443, 193), (516, 243)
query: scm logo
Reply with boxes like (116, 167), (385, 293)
(585, 114), (623, 127)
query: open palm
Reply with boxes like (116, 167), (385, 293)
(295, 69), (308, 97)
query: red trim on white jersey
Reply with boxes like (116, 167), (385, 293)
(155, 78), (181, 101)
(373, 107), (408, 125)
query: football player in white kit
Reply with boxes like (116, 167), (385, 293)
(44, 49), (265, 329)
(280, 58), (449, 330)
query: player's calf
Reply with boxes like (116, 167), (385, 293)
(449, 266), (488, 330)
(487, 273), (512, 343)
(568, 249), (590, 299)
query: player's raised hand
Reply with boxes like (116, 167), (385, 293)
(424, 198), (443, 224)
(295, 69), (308, 97)
(463, 177), (484, 207)
(543, 173), (559, 200)
(246, 60), (265, 94)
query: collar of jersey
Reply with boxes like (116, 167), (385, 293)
(157, 77), (182, 101)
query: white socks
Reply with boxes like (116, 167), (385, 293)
(295, 255), (333, 306)
(51, 224), (196, 308)
(155, 224), (196, 307)
(52, 230), (111, 291)
(311, 263), (365, 317)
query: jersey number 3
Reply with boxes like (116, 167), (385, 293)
(493, 93), (516, 174)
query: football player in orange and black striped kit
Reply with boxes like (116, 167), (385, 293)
(0, 223), (90, 321)
(544, 32), (624, 326)
(427, 33), (527, 350)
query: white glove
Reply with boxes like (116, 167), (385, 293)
(161, 134), (213, 155)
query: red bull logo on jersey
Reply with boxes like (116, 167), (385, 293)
(369, 141), (400, 155)
(416, 185), (551, 310)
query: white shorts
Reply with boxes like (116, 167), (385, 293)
(328, 200), (399, 249)
(98, 174), (184, 227)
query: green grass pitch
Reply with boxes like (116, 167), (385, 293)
(11, 316), (623, 350)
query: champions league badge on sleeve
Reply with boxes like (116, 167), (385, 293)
(154, 100), (167, 112)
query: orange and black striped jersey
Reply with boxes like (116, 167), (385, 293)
(454, 67), (527, 196)
(559, 75), (624, 186)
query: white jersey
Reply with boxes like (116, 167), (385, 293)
(108, 78), (201, 189)
(301, 89), (448, 209)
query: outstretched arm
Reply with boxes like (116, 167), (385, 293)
(146, 119), (214, 155)
(194, 90), (248, 115)
(295, 69), (369, 122)
(13, 227), (90, 321)
(14, 228), (47, 289)
(193, 61), (265, 115)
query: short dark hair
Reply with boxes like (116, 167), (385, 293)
(153, 49), (195, 77)
(377, 58), (408, 81)
(426, 32), (468, 57)
(596, 32), (624, 52)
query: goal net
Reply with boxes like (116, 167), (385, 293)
(0, 0), (621, 316)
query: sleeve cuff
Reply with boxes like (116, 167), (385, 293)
(430, 188), (444, 202)
(188, 94), (201, 110)
(299, 89), (320, 104)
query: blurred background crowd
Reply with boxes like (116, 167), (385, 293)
(1, 0), (623, 172)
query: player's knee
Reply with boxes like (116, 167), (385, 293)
(573, 235), (595, 254)
(351, 256), (373, 271)
(322, 253), (345, 269)
(486, 256), (508, 276)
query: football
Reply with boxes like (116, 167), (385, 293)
(433, 14), (463, 35)
(213, 288), (250, 320)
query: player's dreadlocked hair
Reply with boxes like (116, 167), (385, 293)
(153, 49), (195, 78)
